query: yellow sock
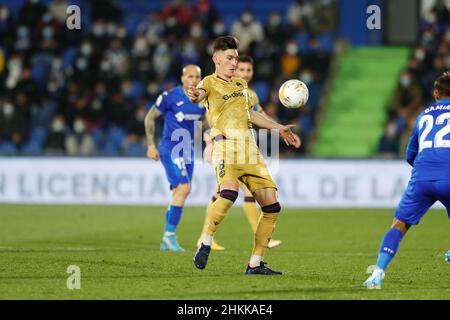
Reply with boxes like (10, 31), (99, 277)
(253, 213), (279, 257)
(243, 197), (260, 234)
(207, 196), (234, 236)
(199, 199), (215, 241)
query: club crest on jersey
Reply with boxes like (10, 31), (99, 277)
(219, 170), (225, 178)
(236, 82), (243, 88)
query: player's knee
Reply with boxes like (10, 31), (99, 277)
(261, 202), (281, 214)
(219, 189), (238, 203)
(174, 184), (191, 198)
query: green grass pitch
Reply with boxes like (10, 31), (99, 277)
(0, 204), (449, 299)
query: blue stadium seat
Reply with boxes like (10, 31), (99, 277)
(295, 32), (311, 54)
(317, 33), (335, 53)
(252, 81), (270, 105)
(123, 143), (145, 157)
(0, 141), (18, 155)
(29, 127), (48, 146)
(63, 47), (79, 69)
(22, 140), (43, 156)
(101, 142), (120, 156)
(106, 126), (126, 148)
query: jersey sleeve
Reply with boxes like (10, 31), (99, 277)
(153, 92), (170, 113)
(405, 117), (420, 166)
(196, 77), (210, 96)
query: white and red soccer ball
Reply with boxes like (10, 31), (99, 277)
(278, 79), (309, 108)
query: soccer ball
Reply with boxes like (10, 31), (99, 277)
(278, 79), (309, 108)
(445, 250), (450, 264)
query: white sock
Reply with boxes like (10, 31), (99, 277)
(249, 255), (263, 268)
(164, 232), (175, 236)
(202, 234), (213, 246)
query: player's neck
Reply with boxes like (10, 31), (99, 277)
(215, 71), (232, 82)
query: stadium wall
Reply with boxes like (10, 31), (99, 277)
(0, 158), (444, 209)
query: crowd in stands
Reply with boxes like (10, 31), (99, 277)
(378, 0), (450, 159)
(0, 0), (336, 157)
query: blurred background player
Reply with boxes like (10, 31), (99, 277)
(145, 64), (205, 251)
(187, 36), (300, 275)
(364, 71), (450, 289)
(197, 54), (287, 250)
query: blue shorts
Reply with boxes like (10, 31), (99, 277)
(160, 153), (194, 190)
(394, 179), (450, 225)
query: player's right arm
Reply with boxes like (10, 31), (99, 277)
(144, 106), (162, 161)
(186, 85), (207, 103)
(405, 117), (420, 166)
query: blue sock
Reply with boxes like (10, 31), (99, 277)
(376, 228), (404, 270)
(164, 205), (183, 233)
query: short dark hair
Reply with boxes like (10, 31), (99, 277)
(435, 71), (450, 97)
(238, 54), (254, 65)
(213, 36), (239, 54)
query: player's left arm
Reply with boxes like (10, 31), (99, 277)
(250, 109), (301, 148)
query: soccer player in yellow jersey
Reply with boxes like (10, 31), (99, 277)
(187, 36), (300, 275)
(197, 55), (287, 251)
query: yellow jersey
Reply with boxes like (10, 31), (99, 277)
(197, 74), (252, 140)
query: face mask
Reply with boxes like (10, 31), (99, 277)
(76, 58), (87, 70)
(43, 26), (54, 39)
(74, 120), (85, 133)
(400, 76), (411, 87)
(300, 73), (312, 84)
(166, 17), (177, 27)
(183, 43), (195, 55)
(386, 123), (396, 137)
(242, 13), (253, 24)
(134, 39), (147, 52)
(81, 44), (92, 56)
(286, 44), (298, 55)
(18, 26), (29, 38)
(52, 58), (62, 69)
(213, 23), (225, 35)
(415, 49), (425, 61)
(52, 121), (64, 132)
(100, 60), (111, 72)
(147, 83), (159, 95)
(190, 25), (202, 38)
(106, 23), (117, 35)
(43, 12), (52, 23)
(93, 25), (105, 36)
(3, 103), (14, 116)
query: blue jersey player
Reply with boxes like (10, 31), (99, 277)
(144, 65), (206, 251)
(364, 72), (450, 289)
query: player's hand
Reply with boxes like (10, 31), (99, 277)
(186, 85), (200, 102)
(280, 125), (301, 149)
(203, 142), (213, 164)
(147, 145), (160, 161)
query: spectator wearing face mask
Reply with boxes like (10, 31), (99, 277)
(393, 70), (423, 119)
(44, 114), (67, 155)
(66, 117), (97, 156)
(281, 40), (301, 78)
(378, 120), (400, 159)
(230, 10), (264, 53)
(0, 99), (27, 148)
